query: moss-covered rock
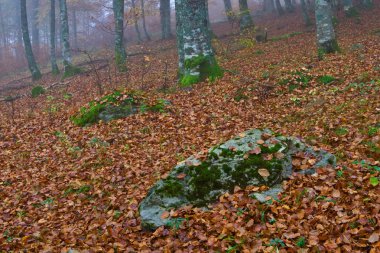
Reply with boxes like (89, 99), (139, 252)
(71, 90), (170, 127)
(139, 129), (336, 230)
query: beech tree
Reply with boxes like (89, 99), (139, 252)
(113, 0), (127, 71)
(175, 0), (223, 87)
(239, 0), (253, 30)
(50, 0), (59, 74)
(20, 0), (42, 80)
(160, 0), (172, 39)
(59, 0), (80, 77)
(315, 0), (339, 58)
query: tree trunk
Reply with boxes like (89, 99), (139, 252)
(315, 0), (339, 57)
(284, 0), (295, 12)
(175, 0), (223, 87)
(0, 2), (6, 61)
(72, 8), (78, 49)
(223, 0), (233, 21)
(20, 0), (42, 80)
(31, 0), (40, 54)
(160, 0), (172, 39)
(301, 0), (312, 26)
(263, 0), (275, 13)
(275, 0), (285, 15)
(50, 0), (59, 74)
(140, 0), (151, 41)
(239, 0), (253, 31)
(131, 0), (143, 43)
(113, 0), (127, 71)
(59, 0), (78, 77)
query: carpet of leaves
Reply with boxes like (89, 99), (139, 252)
(0, 7), (379, 252)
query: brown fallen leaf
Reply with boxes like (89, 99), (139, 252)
(176, 173), (186, 179)
(160, 211), (170, 219)
(258, 168), (270, 177)
(368, 232), (379, 243)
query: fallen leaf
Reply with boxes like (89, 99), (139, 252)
(258, 168), (270, 177)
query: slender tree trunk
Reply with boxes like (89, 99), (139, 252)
(284, 0), (295, 12)
(131, 0), (143, 43)
(275, 0), (284, 15)
(175, 0), (223, 87)
(140, 0), (151, 41)
(0, 3), (6, 60)
(263, 0), (275, 13)
(50, 0), (59, 74)
(239, 0), (253, 31)
(72, 8), (78, 49)
(301, 0), (312, 26)
(59, 0), (78, 76)
(160, 0), (172, 39)
(113, 0), (127, 71)
(20, 0), (42, 80)
(31, 0), (40, 54)
(223, 0), (233, 21)
(315, 0), (339, 57)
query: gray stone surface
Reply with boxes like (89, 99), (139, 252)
(139, 129), (336, 230)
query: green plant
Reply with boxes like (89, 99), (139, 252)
(113, 210), (122, 219)
(335, 127), (349, 136)
(368, 126), (379, 137)
(234, 88), (248, 102)
(31, 85), (45, 98)
(318, 75), (336, 84)
(166, 217), (187, 231)
(296, 236), (307, 247)
(269, 238), (285, 248)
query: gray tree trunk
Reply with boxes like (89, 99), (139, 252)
(160, 0), (172, 39)
(59, 0), (79, 77)
(131, 0), (143, 43)
(223, 0), (233, 21)
(263, 0), (275, 13)
(20, 0), (42, 80)
(0, 2), (6, 60)
(275, 0), (285, 15)
(301, 0), (312, 26)
(50, 0), (59, 74)
(284, 0), (295, 12)
(175, 0), (223, 87)
(315, 0), (339, 57)
(239, 0), (253, 31)
(31, 0), (40, 54)
(113, 0), (127, 71)
(140, 0), (151, 41)
(72, 8), (78, 49)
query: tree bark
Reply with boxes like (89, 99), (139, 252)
(275, 0), (284, 15)
(140, 0), (151, 41)
(301, 0), (312, 26)
(20, 0), (42, 80)
(0, 2), (6, 60)
(223, 0), (233, 21)
(113, 0), (127, 71)
(175, 0), (223, 87)
(59, 0), (79, 77)
(239, 0), (253, 31)
(50, 0), (59, 74)
(263, 0), (275, 13)
(160, 0), (172, 39)
(31, 0), (40, 54)
(284, 0), (295, 12)
(72, 8), (78, 49)
(131, 0), (143, 43)
(315, 0), (339, 57)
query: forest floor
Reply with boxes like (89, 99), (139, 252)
(0, 6), (379, 253)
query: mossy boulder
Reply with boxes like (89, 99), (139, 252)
(139, 129), (336, 230)
(71, 90), (170, 127)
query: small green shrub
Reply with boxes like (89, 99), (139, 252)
(296, 236), (307, 248)
(31, 86), (46, 98)
(318, 75), (336, 84)
(335, 127), (349, 136)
